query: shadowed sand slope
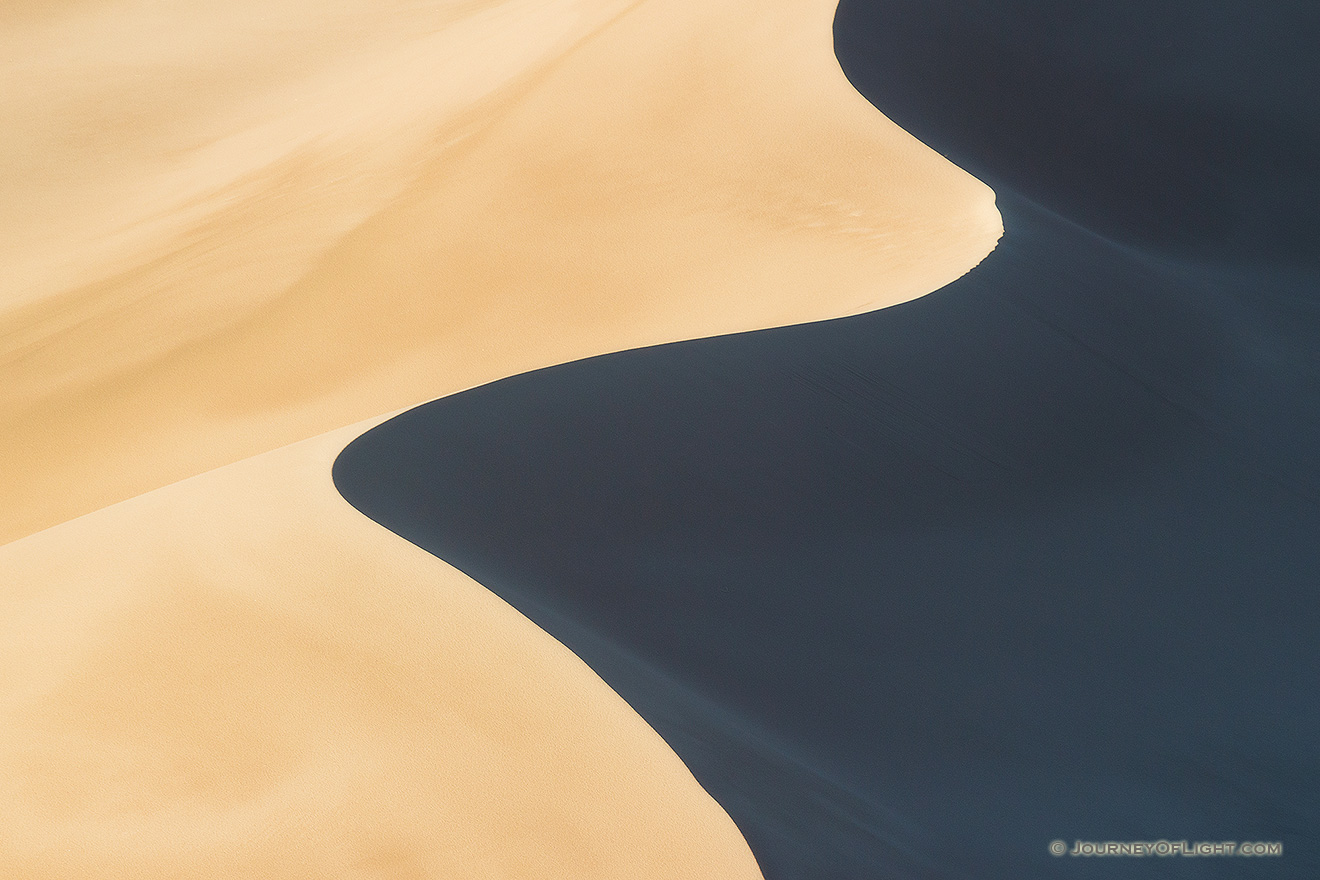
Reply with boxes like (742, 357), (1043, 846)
(834, 0), (1320, 264)
(1, 0), (1004, 877)
(0, 0), (999, 545)
(0, 422), (763, 879)
(335, 1), (1320, 877)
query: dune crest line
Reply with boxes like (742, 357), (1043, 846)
(0, 0), (999, 875)
(0, 0), (997, 546)
(337, 1), (1320, 877)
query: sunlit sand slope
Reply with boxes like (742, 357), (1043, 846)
(0, 0), (999, 544)
(0, 422), (764, 879)
(1, 0), (1002, 876)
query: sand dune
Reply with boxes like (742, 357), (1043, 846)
(1, 0), (1001, 875)
(0, 0), (998, 544)
(330, 2), (1320, 877)
(0, 422), (763, 878)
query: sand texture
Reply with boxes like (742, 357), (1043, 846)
(0, 0), (999, 545)
(0, 422), (763, 878)
(0, 0), (1002, 876)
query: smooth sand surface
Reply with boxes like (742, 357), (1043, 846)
(0, 422), (763, 878)
(0, 0), (999, 544)
(1, 0), (1000, 875)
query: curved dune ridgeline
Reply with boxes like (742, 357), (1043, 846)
(0, 0), (998, 546)
(0, 422), (764, 878)
(335, 1), (1320, 878)
(0, 0), (1002, 877)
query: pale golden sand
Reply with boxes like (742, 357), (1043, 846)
(0, 0), (998, 544)
(0, 422), (763, 878)
(0, 0), (1000, 875)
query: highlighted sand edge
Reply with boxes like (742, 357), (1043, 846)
(0, 420), (764, 877)
(0, 0), (1001, 875)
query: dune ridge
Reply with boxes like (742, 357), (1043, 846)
(1, 0), (1001, 875)
(0, 420), (764, 878)
(332, 2), (1320, 877)
(0, 0), (999, 546)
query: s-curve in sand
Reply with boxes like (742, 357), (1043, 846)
(0, 0), (999, 544)
(1, 0), (1000, 875)
(0, 423), (762, 878)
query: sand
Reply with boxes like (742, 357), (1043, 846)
(0, 0), (999, 544)
(0, 0), (1000, 875)
(0, 421), (763, 878)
